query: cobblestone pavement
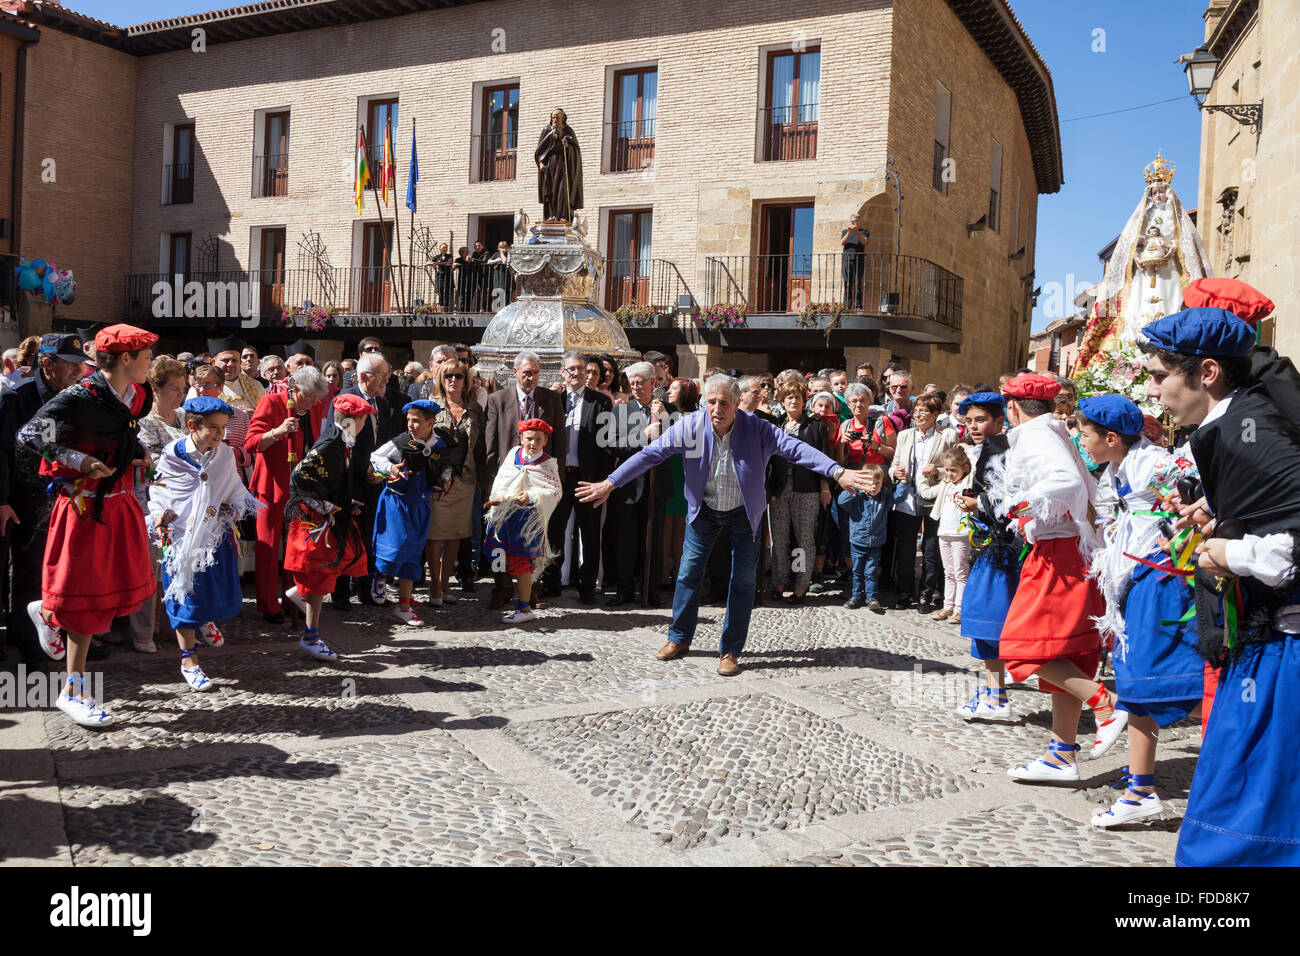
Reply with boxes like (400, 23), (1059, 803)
(0, 583), (1194, 866)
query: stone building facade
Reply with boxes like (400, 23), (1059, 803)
(3, 0), (1061, 386)
(1195, 0), (1298, 355)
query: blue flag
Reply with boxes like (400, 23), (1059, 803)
(405, 126), (419, 213)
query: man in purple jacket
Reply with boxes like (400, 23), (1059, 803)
(578, 374), (874, 675)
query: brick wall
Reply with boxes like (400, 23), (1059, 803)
(886, 0), (1041, 387)
(21, 27), (136, 333)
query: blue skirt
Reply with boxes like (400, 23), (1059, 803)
(373, 481), (430, 582)
(1176, 635), (1300, 866)
(1114, 564), (1202, 727)
(162, 535), (243, 629)
(961, 546), (1019, 660)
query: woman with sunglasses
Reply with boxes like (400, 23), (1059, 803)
(426, 359), (488, 603)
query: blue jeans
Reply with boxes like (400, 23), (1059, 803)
(669, 504), (758, 657)
(850, 545), (881, 602)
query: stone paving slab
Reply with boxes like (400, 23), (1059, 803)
(507, 693), (975, 851)
(780, 804), (1172, 866)
(42, 647), (425, 769)
(57, 732), (607, 866)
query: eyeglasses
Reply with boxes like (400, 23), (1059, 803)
(563, 366), (584, 373)
(362, 346), (384, 354)
(889, 384), (908, 392)
(197, 380), (222, 390)
(443, 372), (465, 381)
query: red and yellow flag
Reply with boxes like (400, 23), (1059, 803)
(381, 122), (394, 207)
(355, 127), (370, 215)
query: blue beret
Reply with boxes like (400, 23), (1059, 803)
(1139, 307), (1255, 358)
(183, 396), (234, 417)
(957, 391), (1005, 416)
(1077, 394), (1144, 437)
(403, 399), (442, 416)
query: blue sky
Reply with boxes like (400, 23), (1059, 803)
(77, 0), (1212, 332)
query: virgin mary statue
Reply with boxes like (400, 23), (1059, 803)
(1076, 154), (1213, 368)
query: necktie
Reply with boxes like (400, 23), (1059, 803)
(523, 392), (534, 421)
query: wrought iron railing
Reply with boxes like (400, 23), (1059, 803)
(604, 120), (655, 173)
(758, 104), (818, 161)
(252, 153), (289, 197)
(471, 132), (518, 182)
(163, 163), (193, 205)
(123, 265), (520, 322)
(703, 252), (963, 331)
(603, 258), (693, 314)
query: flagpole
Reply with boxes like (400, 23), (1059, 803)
(363, 124), (399, 316)
(386, 116), (408, 314)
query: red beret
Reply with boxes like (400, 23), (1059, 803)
(1182, 277), (1274, 325)
(94, 324), (158, 354)
(518, 417), (553, 436)
(1001, 373), (1061, 401)
(333, 393), (376, 417)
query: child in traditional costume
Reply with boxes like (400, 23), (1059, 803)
(999, 374), (1129, 782)
(1134, 308), (1300, 866)
(954, 392), (1022, 722)
(1076, 395), (1203, 826)
(370, 399), (453, 626)
(20, 324), (158, 727)
(484, 418), (562, 625)
(281, 393), (376, 660)
(149, 397), (264, 691)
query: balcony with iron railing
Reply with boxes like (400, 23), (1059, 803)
(603, 258), (692, 316)
(758, 104), (818, 162)
(471, 131), (518, 183)
(605, 119), (655, 173)
(123, 265), (520, 326)
(703, 252), (963, 335)
(252, 153), (289, 197)
(162, 163), (193, 205)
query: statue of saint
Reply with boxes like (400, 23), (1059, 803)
(1075, 154), (1213, 368)
(535, 108), (583, 223)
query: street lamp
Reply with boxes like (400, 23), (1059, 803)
(1182, 45), (1263, 133)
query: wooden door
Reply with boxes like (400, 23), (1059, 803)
(482, 85), (519, 181)
(172, 124), (195, 203)
(758, 204), (812, 311)
(260, 228), (286, 319)
(264, 112), (289, 196)
(605, 209), (652, 310)
(361, 222), (394, 313)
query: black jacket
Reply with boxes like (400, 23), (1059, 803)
(559, 387), (614, 482)
(767, 415), (831, 494)
(322, 384), (401, 485)
(605, 398), (672, 505)
(0, 371), (59, 513)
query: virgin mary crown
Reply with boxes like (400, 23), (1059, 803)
(1144, 153), (1175, 185)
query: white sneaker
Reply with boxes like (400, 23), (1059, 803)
(393, 606), (424, 627)
(1089, 709), (1130, 759)
(955, 687), (985, 719)
(970, 693), (1015, 723)
(28, 601), (65, 661)
(1007, 741), (1081, 782)
(181, 663), (215, 692)
(298, 635), (338, 661)
(503, 607), (535, 624)
(200, 622), (225, 647)
(132, 637), (158, 654)
(284, 586), (308, 615)
(1091, 790), (1163, 827)
(370, 576), (388, 604)
(56, 692), (114, 728)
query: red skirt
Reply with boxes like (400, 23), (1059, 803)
(1000, 536), (1103, 690)
(44, 491), (155, 636)
(284, 514), (367, 596)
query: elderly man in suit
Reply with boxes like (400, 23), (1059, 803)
(540, 350), (613, 605)
(578, 374), (874, 676)
(246, 366), (333, 622)
(484, 350), (565, 608)
(324, 351), (402, 607)
(601, 360), (673, 608)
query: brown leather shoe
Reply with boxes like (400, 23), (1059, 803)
(717, 654), (741, 677)
(656, 641), (689, 661)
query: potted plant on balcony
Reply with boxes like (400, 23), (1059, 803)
(697, 303), (746, 331)
(280, 304), (332, 332)
(795, 300), (846, 330)
(614, 304), (657, 328)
